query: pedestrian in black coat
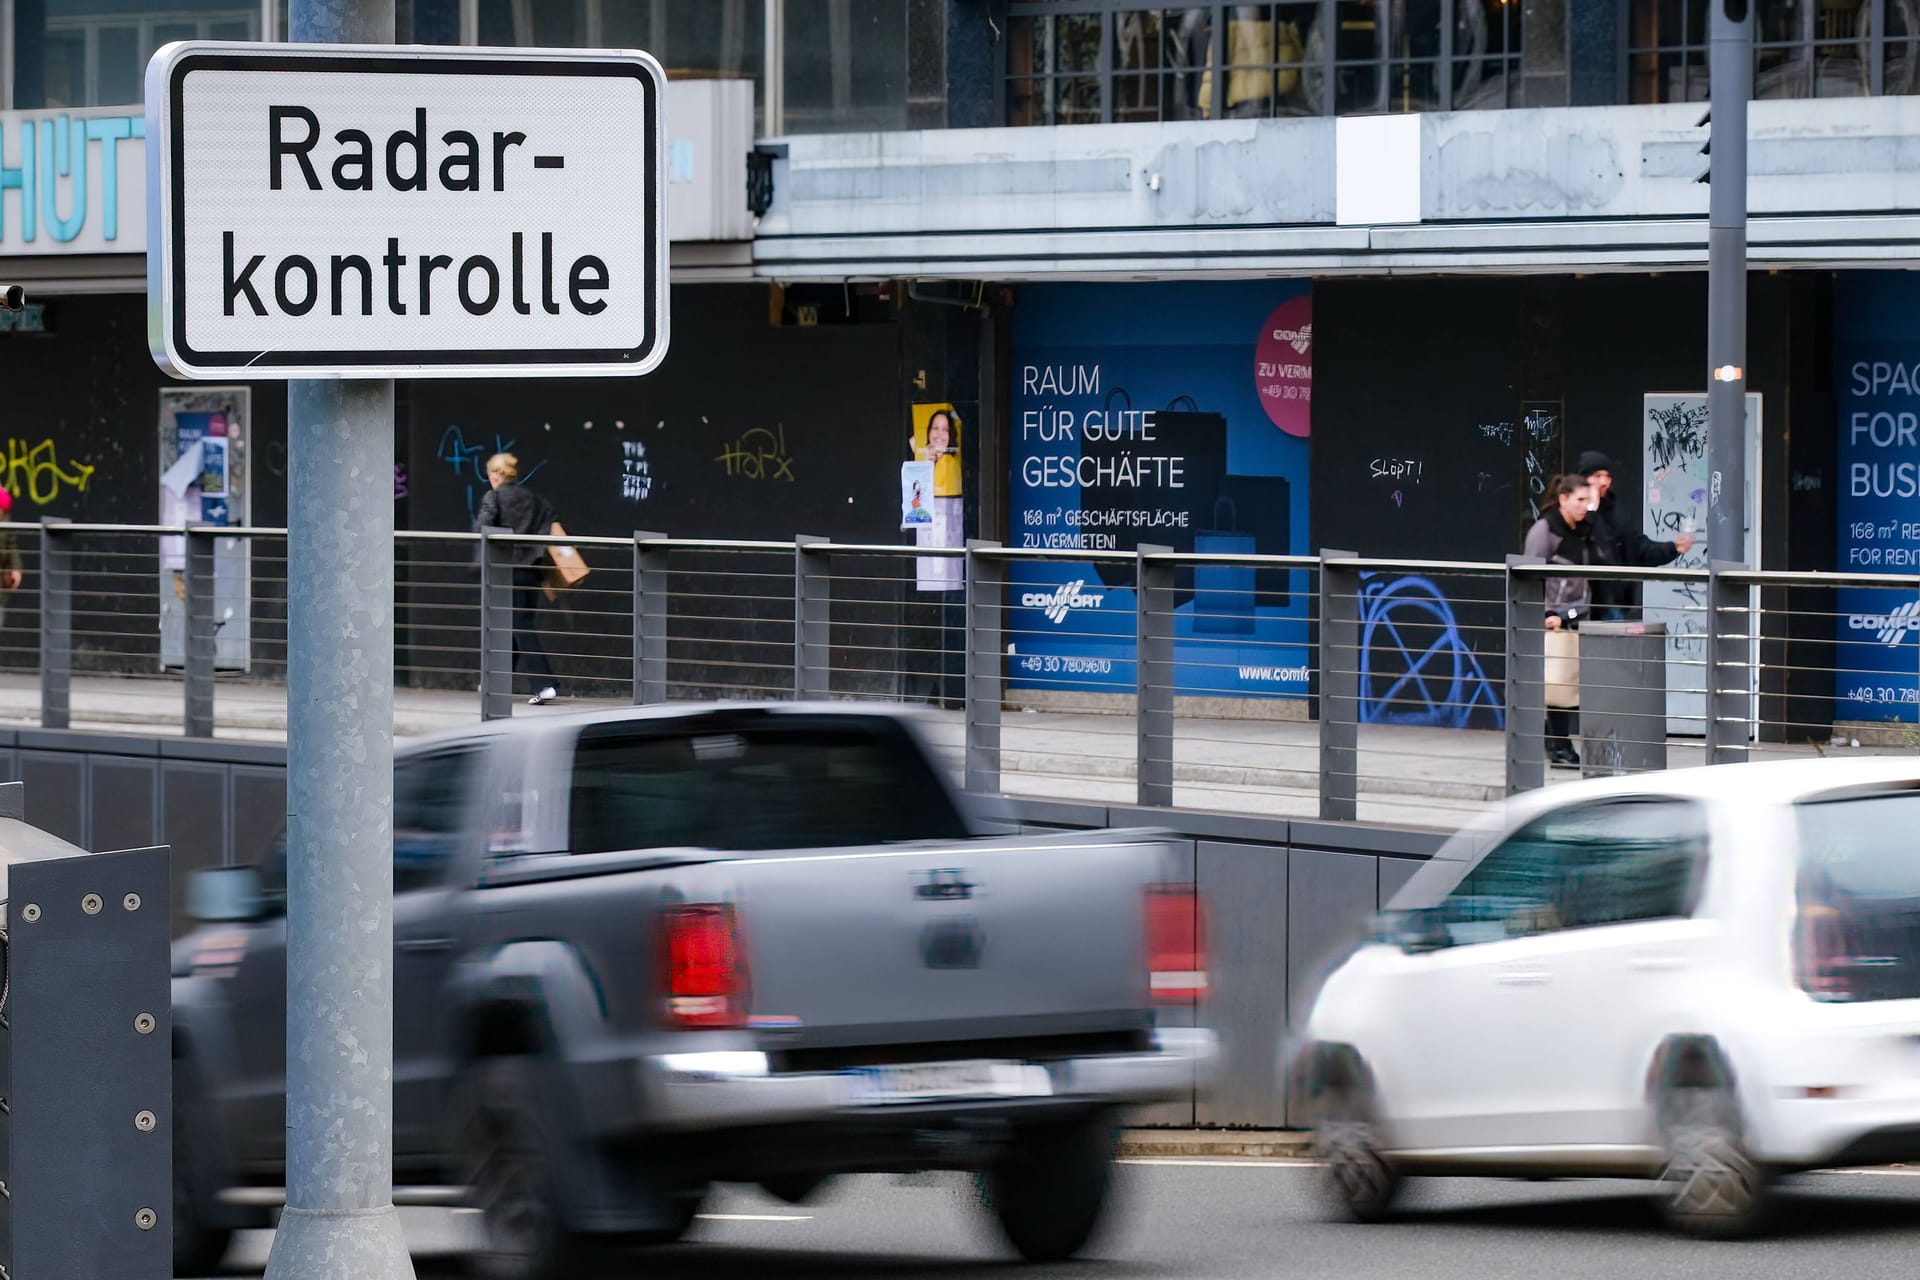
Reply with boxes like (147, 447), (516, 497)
(1575, 450), (1695, 622)
(475, 452), (562, 705)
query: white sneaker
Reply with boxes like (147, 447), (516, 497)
(528, 687), (558, 706)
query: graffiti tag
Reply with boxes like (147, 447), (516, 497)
(1356, 574), (1504, 731)
(437, 425), (543, 519)
(2, 438), (94, 505)
(715, 426), (796, 482)
(621, 440), (653, 502)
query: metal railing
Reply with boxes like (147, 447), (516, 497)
(12, 522), (1920, 827)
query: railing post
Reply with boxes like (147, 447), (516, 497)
(1318, 549), (1359, 822)
(964, 541), (1004, 795)
(478, 525), (514, 721)
(795, 534), (830, 699)
(1136, 544), (1175, 809)
(1706, 560), (1750, 765)
(1505, 554), (1547, 795)
(632, 531), (668, 705)
(38, 517), (69, 730)
(183, 524), (216, 737)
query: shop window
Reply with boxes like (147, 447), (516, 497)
(1632, 0), (1920, 103)
(1006, 1), (1523, 124)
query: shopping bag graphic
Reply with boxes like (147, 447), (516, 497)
(1193, 497), (1255, 636)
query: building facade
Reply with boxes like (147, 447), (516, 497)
(0, 1), (1916, 721)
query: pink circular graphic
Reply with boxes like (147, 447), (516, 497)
(1254, 296), (1314, 438)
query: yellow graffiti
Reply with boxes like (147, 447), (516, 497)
(2, 438), (95, 506)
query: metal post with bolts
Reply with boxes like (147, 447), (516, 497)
(1705, 0), (1752, 754)
(267, 1), (413, 1277)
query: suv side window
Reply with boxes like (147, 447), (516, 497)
(1437, 798), (1707, 946)
(394, 749), (479, 892)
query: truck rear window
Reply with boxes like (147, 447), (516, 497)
(1797, 788), (1920, 1003)
(569, 718), (972, 854)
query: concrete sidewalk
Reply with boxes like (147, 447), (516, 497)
(0, 672), (1871, 830)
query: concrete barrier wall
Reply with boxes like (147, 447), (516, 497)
(996, 797), (1447, 1128)
(13, 730), (1452, 1129)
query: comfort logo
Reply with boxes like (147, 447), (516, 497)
(1020, 580), (1105, 624)
(1272, 323), (1312, 356)
(1849, 601), (1920, 647)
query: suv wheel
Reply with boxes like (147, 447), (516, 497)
(457, 1057), (603, 1280)
(1654, 1074), (1771, 1238)
(979, 1108), (1118, 1262)
(1313, 1061), (1400, 1222)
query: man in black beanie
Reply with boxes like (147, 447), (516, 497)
(1575, 449), (1695, 621)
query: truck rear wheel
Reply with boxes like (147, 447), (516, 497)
(457, 1057), (604, 1280)
(979, 1108), (1118, 1262)
(172, 1062), (234, 1277)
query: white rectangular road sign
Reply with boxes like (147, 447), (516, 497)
(145, 43), (666, 379)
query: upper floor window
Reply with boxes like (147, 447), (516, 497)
(475, 0), (767, 128)
(35, 2), (260, 107)
(471, 0), (910, 135)
(1005, 1), (1523, 125)
(1631, 0), (1920, 102)
(782, 0), (908, 132)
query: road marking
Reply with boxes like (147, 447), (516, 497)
(451, 1208), (483, 1215)
(697, 1213), (814, 1222)
(1120, 1160), (1920, 1177)
(1120, 1158), (1325, 1168)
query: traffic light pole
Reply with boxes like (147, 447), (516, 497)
(265, 2), (414, 1279)
(1705, 1), (1752, 761)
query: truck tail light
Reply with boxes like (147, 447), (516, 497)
(661, 903), (749, 1028)
(1146, 883), (1208, 1005)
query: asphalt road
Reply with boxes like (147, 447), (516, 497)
(200, 1160), (1920, 1280)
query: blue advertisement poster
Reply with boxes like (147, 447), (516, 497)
(1835, 274), (1920, 722)
(1008, 282), (1312, 697)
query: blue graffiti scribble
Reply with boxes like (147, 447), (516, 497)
(1357, 574), (1505, 730)
(437, 425), (546, 520)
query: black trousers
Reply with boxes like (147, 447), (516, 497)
(512, 581), (556, 693)
(1547, 707), (1579, 757)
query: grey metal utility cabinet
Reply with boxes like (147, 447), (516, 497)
(0, 780), (171, 1280)
(1578, 621), (1669, 778)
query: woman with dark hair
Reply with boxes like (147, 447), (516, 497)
(1522, 473), (1596, 767)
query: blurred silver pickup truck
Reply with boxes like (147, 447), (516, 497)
(170, 703), (1216, 1278)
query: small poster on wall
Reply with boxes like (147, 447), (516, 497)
(158, 386), (252, 671)
(911, 403), (964, 592)
(900, 460), (934, 529)
(199, 435), (229, 497)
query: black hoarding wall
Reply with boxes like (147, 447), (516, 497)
(401, 283), (911, 697)
(1313, 273), (1815, 732)
(0, 292), (292, 674)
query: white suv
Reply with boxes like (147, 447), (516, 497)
(1300, 758), (1920, 1236)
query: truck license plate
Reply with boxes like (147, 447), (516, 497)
(845, 1060), (1053, 1105)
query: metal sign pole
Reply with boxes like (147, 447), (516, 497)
(267, 1), (411, 1277)
(1705, 0), (1752, 756)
